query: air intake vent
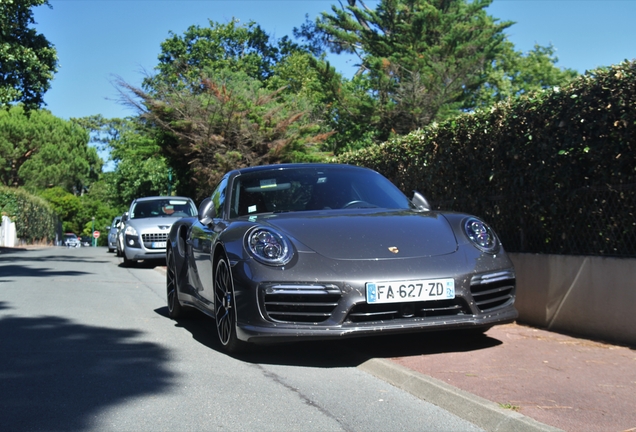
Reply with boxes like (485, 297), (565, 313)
(346, 298), (470, 323)
(261, 284), (341, 323)
(470, 271), (516, 312)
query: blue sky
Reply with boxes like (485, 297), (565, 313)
(33, 0), (636, 122)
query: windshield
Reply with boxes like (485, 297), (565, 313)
(230, 166), (412, 217)
(130, 199), (196, 220)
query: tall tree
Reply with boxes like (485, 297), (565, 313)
(469, 42), (578, 108)
(301, 0), (513, 137)
(0, 0), (58, 111)
(119, 68), (330, 200)
(0, 105), (100, 191)
(74, 115), (173, 208)
(38, 186), (81, 232)
(265, 51), (378, 154)
(145, 19), (297, 93)
(119, 20), (333, 199)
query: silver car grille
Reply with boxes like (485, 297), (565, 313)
(141, 232), (168, 249)
(469, 271), (516, 312)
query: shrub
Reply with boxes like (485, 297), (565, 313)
(336, 61), (636, 257)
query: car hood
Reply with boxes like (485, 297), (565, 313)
(127, 216), (183, 231)
(258, 209), (458, 260)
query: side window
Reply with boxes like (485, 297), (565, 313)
(210, 175), (229, 218)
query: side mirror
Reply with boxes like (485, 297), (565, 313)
(121, 212), (129, 223)
(198, 198), (215, 225)
(411, 191), (431, 211)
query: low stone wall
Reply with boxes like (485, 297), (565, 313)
(509, 253), (636, 347)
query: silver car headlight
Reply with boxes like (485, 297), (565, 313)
(124, 225), (138, 236)
(464, 218), (499, 253)
(246, 227), (293, 266)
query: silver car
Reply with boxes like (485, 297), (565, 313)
(63, 233), (81, 248)
(107, 216), (122, 252)
(118, 196), (197, 266)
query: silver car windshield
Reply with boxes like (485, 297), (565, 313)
(130, 199), (196, 219)
(230, 167), (412, 217)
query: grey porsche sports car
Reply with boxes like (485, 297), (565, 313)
(167, 163), (517, 353)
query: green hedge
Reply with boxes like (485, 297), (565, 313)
(0, 186), (60, 244)
(336, 61), (636, 257)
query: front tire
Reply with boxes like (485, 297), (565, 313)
(122, 250), (136, 267)
(214, 257), (246, 354)
(167, 248), (184, 319)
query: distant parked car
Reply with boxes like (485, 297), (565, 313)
(80, 236), (91, 247)
(63, 233), (81, 248)
(117, 196), (197, 266)
(107, 216), (122, 252)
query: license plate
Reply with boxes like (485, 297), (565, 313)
(151, 241), (166, 249)
(366, 278), (455, 304)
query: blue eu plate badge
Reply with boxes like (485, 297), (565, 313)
(367, 283), (377, 303)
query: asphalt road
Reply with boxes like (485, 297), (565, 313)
(0, 246), (484, 432)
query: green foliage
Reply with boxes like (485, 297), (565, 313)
(313, 0), (512, 137)
(147, 19), (296, 91)
(266, 51), (379, 155)
(73, 116), (173, 209)
(0, 0), (58, 111)
(0, 184), (58, 243)
(121, 68), (331, 200)
(0, 105), (100, 192)
(469, 42), (579, 108)
(337, 61), (636, 256)
(293, 0), (577, 149)
(107, 155), (172, 208)
(76, 189), (118, 246)
(36, 183), (119, 245)
(38, 186), (81, 232)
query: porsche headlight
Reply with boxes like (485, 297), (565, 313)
(247, 228), (293, 266)
(464, 218), (499, 253)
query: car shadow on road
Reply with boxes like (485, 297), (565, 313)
(155, 306), (502, 368)
(118, 259), (166, 269)
(0, 302), (174, 432)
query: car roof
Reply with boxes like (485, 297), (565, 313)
(232, 163), (370, 176)
(131, 196), (194, 203)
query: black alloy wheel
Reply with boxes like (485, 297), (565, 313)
(167, 248), (183, 319)
(214, 257), (245, 353)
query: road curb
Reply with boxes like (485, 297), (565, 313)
(357, 358), (563, 432)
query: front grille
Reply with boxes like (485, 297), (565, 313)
(346, 298), (471, 323)
(141, 232), (168, 249)
(470, 271), (516, 312)
(261, 284), (341, 323)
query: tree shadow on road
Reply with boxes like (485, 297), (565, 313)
(0, 302), (174, 431)
(0, 248), (109, 282)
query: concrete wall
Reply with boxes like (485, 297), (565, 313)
(509, 253), (636, 347)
